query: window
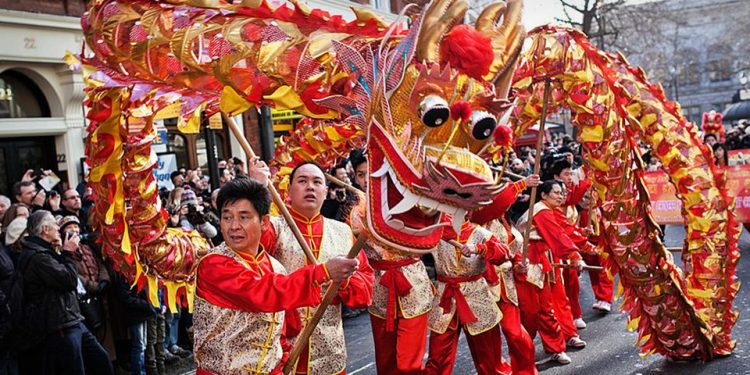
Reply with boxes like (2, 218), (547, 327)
(672, 48), (700, 86)
(196, 131), (226, 175)
(0, 70), (50, 118)
(166, 132), (189, 169)
(706, 44), (733, 82)
(682, 106), (702, 125)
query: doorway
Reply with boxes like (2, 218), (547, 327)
(0, 136), (57, 196)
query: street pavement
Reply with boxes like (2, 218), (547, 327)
(343, 225), (750, 375)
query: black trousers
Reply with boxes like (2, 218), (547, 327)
(20, 322), (113, 375)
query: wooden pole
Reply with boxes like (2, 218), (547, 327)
(282, 233), (369, 375)
(520, 79), (552, 261)
(325, 174), (364, 197)
(552, 263), (604, 271)
(489, 166), (525, 181)
(222, 112), (318, 265)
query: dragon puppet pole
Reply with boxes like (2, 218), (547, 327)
(283, 232), (369, 375)
(221, 112), (318, 265)
(489, 166), (525, 181)
(520, 78), (553, 261)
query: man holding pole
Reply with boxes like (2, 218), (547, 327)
(256, 161), (374, 375)
(471, 175), (540, 375)
(193, 178), (360, 375)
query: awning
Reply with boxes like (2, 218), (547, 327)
(723, 101), (750, 121)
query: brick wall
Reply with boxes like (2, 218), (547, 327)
(0, 0), (87, 17)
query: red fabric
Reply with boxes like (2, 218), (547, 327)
(470, 182), (522, 225)
(583, 253), (614, 303)
(533, 207), (581, 261)
(551, 270), (578, 340)
(196, 251), (325, 312)
(499, 301), (538, 375)
(516, 279), (566, 354)
(370, 313), (428, 375)
(563, 267), (582, 319)
(564, 179), (592, 207)
(370, 257), (420, 332)
(437, 274), (483, 324)
(262, 208), (325, 257)
(425, 316), (510, 375)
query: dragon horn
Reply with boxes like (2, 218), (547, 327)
(476, 0), (525, 97)
(415, 0), (468, 64)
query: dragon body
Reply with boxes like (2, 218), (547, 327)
(78, 0), (739, 361)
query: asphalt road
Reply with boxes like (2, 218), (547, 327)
(343, 225), (750, 375)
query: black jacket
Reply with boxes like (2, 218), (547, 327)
(19, 236), (83, 332)
(0, 244), (13, 303)
(108, 265), (155, 326)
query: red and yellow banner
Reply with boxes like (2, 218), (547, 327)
(644, 165), (750, 223)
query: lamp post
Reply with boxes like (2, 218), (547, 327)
(668, 65), (680, 102)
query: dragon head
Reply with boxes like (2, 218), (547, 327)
(319, 0), (525, 252)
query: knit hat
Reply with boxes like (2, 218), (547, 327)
(58, 215), (81, 233)
(5, 217), (27, 246)
(180, 188), (199, 208)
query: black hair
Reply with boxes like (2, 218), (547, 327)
(12, 180), (35, 198)
(549, 159), (572, 178)
(170, 171), (182, 181)
(216, 178), (271, 216)
(349, 149), (367, 170)
(538, 180), (562, 200)
(712, 142), (728, 165)
(704, 134), (717, 142)
(232, 156), (244, 166)
(289, 161), (326, 185)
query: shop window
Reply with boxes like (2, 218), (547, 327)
(166, 132), (189, 169)
(196, 131), (226, 175)
(0, 70), (51, 118)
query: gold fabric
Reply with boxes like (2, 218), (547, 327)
(193, 244), (285, 375)
(269, 217), (351, 375)
(428, 226), (502, 336)
(349, 211), (435, 319)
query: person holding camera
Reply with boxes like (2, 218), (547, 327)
(59, 216), (110, 337)
(177, 189), (217, 241)
(320, 164), (357, 223)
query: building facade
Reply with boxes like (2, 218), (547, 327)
(0, 0), (396, 196)
(612, 0), (750, 125)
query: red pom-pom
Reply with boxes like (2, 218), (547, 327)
(450, 101), (472, 122)
(493, 124), (513, 148)
(440, 24), (494, 80)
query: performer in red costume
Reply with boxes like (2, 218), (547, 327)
(576, 190), (613, 312)
(514, 180), (587, 365)
(425, 220), (513, 375)
(256, 161), (374, 375)
(194, 178), (360, 375)
(549, 159), (593, 331)
(472, 176), (540, 375)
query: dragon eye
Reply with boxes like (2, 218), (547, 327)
(419, 95), (450, 127)
(469, 111), (497, 140)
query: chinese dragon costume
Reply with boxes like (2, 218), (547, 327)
(76, 0), (739, 362)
